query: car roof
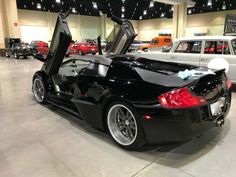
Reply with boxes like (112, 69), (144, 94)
(175, 36), (236, 41)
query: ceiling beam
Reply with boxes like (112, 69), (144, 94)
(153, 0), (195, 7)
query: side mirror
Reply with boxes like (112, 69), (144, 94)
(32, 53), (46, 62)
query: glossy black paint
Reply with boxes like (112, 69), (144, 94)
(33, 55), (232, 144)
(32, 13), (232, 145)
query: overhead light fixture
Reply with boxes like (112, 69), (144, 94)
(56, 0), (61, 3)
(72, 7), (76, 13)
(207, 0), (212, 6)
(161, 13), (164, 17)
(188, 9), (192, 14)
(37, 3), (41, 9)
(222, 4), (226, 10)
(121, 6), (125, 12)
(99, 11), (102, 16)
(139, 16), (142, 20)
(121, 14), (124, 18)
(143, 10), (147, 15)
(92, 2), (97, 9)
(122, 0), (125, 3)
(149, 1), (154, 8)
(171, 6), (174, 11)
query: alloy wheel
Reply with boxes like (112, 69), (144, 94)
(33, 78), (45, 102)
(107, 104), (138, 146)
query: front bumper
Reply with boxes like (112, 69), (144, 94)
(134, 91), (231, 145)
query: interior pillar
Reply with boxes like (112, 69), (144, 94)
(0, 0), (21, 48)
(101, 14), (107, 40)
(172, 1), (187, 39)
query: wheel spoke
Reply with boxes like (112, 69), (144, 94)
(127, 126), (134, 139)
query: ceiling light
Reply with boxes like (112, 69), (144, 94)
(56, 0), (61, 3)
(161, 13), (164, 17)
(37, 3), (41, 9)
(122, 0), (125, 3)
(139, 16), (142, 20)
(121, 6), (125, 12)
(99, 11), (102, 16)
(92, 2), (97, 9)
(121, 14), (124, 18)
(149, 1), (154, 8)
(207, 0), (212, 6)
(222, 4), (226, 10)
(72, 7), (76, 13)
(171, 6), (174, 11)
(143, 10), (147, 15)
(188, 9), (192, 14)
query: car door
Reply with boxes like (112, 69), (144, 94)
(168, 40), (202, 66)
(107, 16), (136, 55)
(200, 40), (236, 83)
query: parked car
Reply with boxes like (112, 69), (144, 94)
(30, 40), (49, 55)
(67, 42), (97, 56)
(32, 13), (231, 150)
(137, 36), (236, 83)
(140, 36), (172, 51)
(128, 40), (143, 52)
(6, 42), (31, 59)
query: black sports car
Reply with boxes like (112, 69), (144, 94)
(32, 12), (232, 150)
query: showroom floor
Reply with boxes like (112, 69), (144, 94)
(0, 57), (235, 177)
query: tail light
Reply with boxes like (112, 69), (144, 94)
(158, 87), (206, 109)
(227, 79), (232, 89)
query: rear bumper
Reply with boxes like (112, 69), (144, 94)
(134, 91), (231, 145)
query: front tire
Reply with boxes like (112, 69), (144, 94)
(106, 101), (145, 150)
(14, 52), (19, 59)
(32, 75), (47, 104)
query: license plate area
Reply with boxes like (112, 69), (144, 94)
(210, 97), (225, 117)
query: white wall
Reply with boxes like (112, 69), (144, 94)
(137, 9), (236, 41)
(18, 9), (101, 43)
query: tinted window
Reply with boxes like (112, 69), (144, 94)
(231, 40), (236, 55)
(175, 41), (202, 53)
(204, 40), (230, 55)
(151, 39), (159, 45)
(108, 64), (140, 80)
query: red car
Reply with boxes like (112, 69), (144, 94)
(67, 42), (97, 56)
(30, 40), (49, 55)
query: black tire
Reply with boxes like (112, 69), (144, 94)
(78, 50), (84, 55)
(5, 51), (10, 57)
(106, 101), (145, 150)
(14, 52), (19, 59)
(32, 75), (47, 104)
(92, 53), (96, 55)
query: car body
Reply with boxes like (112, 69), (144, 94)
(67, 42), (98, 56)
(32, 12), (232, 150)
(137, 36), (236, 84)
(30, 40), (49, 55)
(6, 42), (31, 59)
(140, 36), (172, 51)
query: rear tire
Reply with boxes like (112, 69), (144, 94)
(32, 75), (47, 104)
(106, 101), (145, 150)
(92, 53), (96, 55)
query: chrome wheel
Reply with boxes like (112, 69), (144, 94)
(33, 78), (45, 102)
(107, 104), (138, 146)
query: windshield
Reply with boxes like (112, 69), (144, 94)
(232, 39), (236, 55)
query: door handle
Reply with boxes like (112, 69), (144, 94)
(201, 58), (209, 62)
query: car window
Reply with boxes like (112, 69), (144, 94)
(204, 40), (230, 55)
(151, 39), (159, 45)
(162, 42), (173, 53)
(231, 39), (236, 55)
(175, 41), (202, 54)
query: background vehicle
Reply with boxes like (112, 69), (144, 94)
(67, 42), (97, 56)
(30, 40), (49, 55)
(32, 12), (231, 150)
(128, 40), (143, 52)
(140, 36), (172, 51)
(137, 36), (236, 83)
(6, 42), (31, 59)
